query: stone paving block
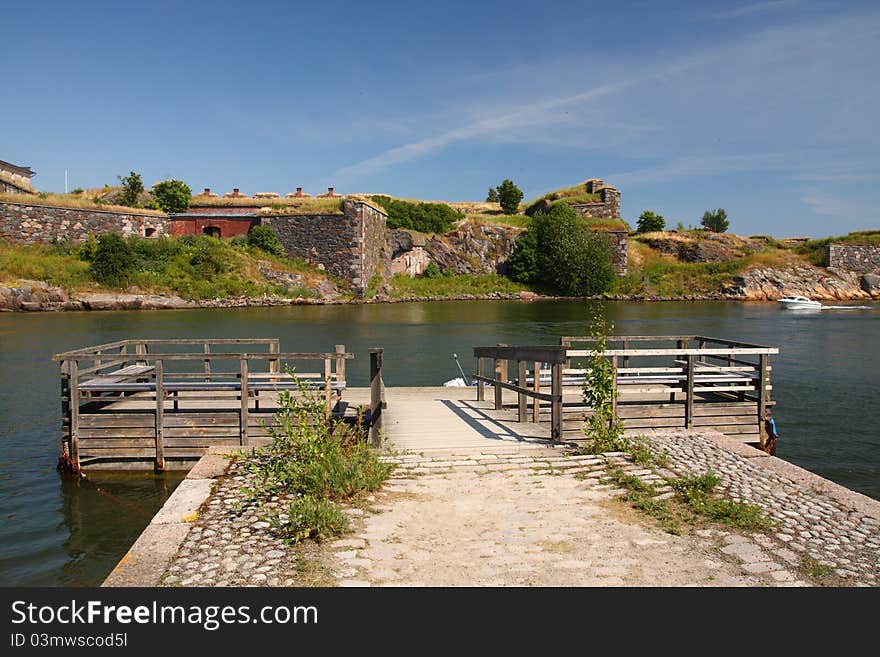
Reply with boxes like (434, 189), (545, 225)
(721, 542), (770, 562)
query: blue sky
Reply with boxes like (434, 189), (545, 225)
(2, 0), (878, 237)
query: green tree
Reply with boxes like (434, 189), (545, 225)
(496, 179), (524, 215)
(506, 229), (539, 283)
(371, 196), (462, 233)
(91, 232), (134, 287)
(247, 224), (285, 256)
(535, 203), (615, 295)
(486, 187), (499, 203)
(117, 171), (144, 207)
(151, 179), (191, 213)
(636, 210), (665, 233)
(701, 208), (729, 233)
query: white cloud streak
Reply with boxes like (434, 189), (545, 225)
(712, 0), (800, 20)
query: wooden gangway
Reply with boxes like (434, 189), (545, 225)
(54, 340), (385, 471)
(473, 335), (778, 447)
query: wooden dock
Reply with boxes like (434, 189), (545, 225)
(54, 334), (777, 472)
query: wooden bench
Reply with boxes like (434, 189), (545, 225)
(79, 365), (156, 397)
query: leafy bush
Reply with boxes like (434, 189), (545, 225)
(506, 229), (539, 283)
(637, 210), (665, 233)
(238, 384), (393, 543)
(581, 310), (627, 453)
(371, 195), (463, 234)
(151, 179), (191, 213)
(496, 179), (524, 214)
(117, 171), (144, 208)
(78, 234), (99, 261)
(422, 261), (443, 278)
(701, 208), (729, 233)
(534, 202), (615, 295)
(247, 224), (285, 256)
(91, 232), (134, 286)
(127, 236), (182, 273)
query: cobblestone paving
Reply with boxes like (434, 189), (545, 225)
(160, 432), (878, 587)
(641, 429), (880, 584)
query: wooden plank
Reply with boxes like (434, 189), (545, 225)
(473, 346), (567, 364)
(566, 347), (778, 357)
(617, 406), (685, 419)
(472, 376), (556, 401)
(692, 415), (756, 427)
(79, 437), (240, 448)
(154, 360), (166, 470)
(80, 414), (155, 428)
(622, 417), (693, 429)
(240, 358), (249, 446)
(77, 447), (209, 458)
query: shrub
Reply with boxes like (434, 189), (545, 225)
(371, 196), (463, 234)
(506, 229), (539, 283)
(91, 232), (134, 286)
(534, 202), (615, 296)
(581, 310), (627, 453)
(78, 234), (99, 261)
(486, 187), (499, 203)
(637, 210), (665, 233)
(127, 236), (181, 273)
(117, 171), (144, 208)
(701, 208), (729, 233)
(283, 495), (349, 543)
(422, 261), (443, 278)
(151, 179), (191, 213)
(247, 224), (285, 256)
(496, 179), (524, 215)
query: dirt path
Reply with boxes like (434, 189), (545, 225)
(326, 448), (807, 587)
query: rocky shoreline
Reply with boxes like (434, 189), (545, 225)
(2, 266), (877, 313)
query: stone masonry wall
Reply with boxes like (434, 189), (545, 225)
(605, 230), (628, 275)
(571, 187), (621, 220)
(1, 180), (32, 195)
(826, 244), (880, 274)
(0, 201), (169, 243)
(262, 201), (388, 296)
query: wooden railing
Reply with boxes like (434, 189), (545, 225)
(474, 336), (778, 446)
(54, 339), (355, 471)
(473, 346), (568, 441)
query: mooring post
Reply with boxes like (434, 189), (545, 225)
(68, 359), (80, 469)
(758, 354), (770, 450)
(154, 359), (165, 471)
(518, 360), (527, 422)
(551, 361), (563, 442)
(685, 354), (695, 429)
(240, 358), (249, 446)
(369, 348), (385, 447)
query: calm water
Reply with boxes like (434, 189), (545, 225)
(1, 300), (878, 586)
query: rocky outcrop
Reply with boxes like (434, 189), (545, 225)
(860, 273), (880, 295)
(723, 266), (874, 300)
(0, 280), (73, 311)
(424, 223), (522, 275)
(78, 294), (195, 310)
(638, 232), (763, 263)
(256, 261), (341, 301)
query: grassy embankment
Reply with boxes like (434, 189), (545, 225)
(0, 237), (335, 300)
(0, 190), (166, 216)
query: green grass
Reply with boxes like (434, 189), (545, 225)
(388, 273), (529, 298)
(0, 191), (166, 216)
(800, 557), (835, 579)
(0, 240), (92, 288)
(795, 231), (880, 266)
(466, 213), (531, 229)
(602, 467), (773, 536)
(0, 236), (328, 300)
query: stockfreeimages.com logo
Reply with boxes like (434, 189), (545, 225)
(11, 600), (317, 632)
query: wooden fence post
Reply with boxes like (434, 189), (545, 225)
(758, 354), (770, 450)
(533, 361), (541, 423)
(476, 358), (485, 402)
(335, 344), (346, 384)
(68, 359), (80, 469)
(685, 354), (694, 429)
(155, 359), (165, 471)
(240, 358), (249, 446)
(269, 340), (279, 375)
(203, 342), (211, 382)
(518, 360), (527, 422)
(551, 361), (563, 442)
(369, 348), (385, 447)
(494, 358), (503, 410)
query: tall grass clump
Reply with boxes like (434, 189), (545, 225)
(241, 382), (393, 543)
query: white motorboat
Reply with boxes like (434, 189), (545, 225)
(778, 295), (822, 310)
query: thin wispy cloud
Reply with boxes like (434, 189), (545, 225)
(712, 0), (800, 20)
